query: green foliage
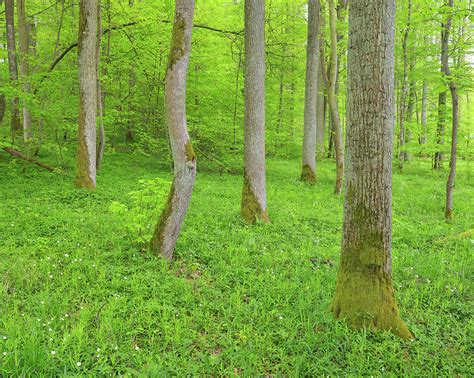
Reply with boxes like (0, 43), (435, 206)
(0, 152), (472, 375)
(109, 178), (171, 249)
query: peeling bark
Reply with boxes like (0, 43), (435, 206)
(241, 0), (269, 223)
(332, 0), (412, 339)
(151, 0), (196, 260)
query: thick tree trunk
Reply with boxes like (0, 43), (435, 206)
(96, 1), (106, 170)
(241, 0), (269, 223)
(420, 80), (427, 144)
(316, 63), (326, 159)
(322, 0), (344, 195)
(301, 0), (320, 183)
(444, 0), (458, 220)
(151, 0), (196, 260)
(331, 0), (412, 339)
(75, 0), (99, 189)
(5, 0), (21, 140)
(17, 0), (32, 142)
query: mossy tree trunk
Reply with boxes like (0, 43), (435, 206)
(301, 0), (320, 184)
(5, 0), (21, 141)
(17, 0), (32, 143)
(241, 0), (269, 224)
(331, 0), (412, 340)
(75, 0), (100, 189)
(151, 0), (196, 260)
(420, 79), (428, 144)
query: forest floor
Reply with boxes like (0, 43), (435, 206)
(0, 151), (472, 375)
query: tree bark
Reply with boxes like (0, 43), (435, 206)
(331, 0), (412, 339)
(321, 0), (344, 195)
(96, 1), (106, 170)
(398, 0), (411, 167)
(241, 0), (269, 223)
(301, 0), (320, 183)
(5, 0), (21, 140)
(420, 79), (427, 144)
(444, 0), (458, 220)
(434, 2), (450, 170)
(75, 0), (99, 189)
(17, 0), (32, 142)
(316, 62), (326, 159)
(151, 0), (196, 260)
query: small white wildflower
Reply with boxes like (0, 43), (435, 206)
(49, 275), (53, 279)
(41, 301), (45, 305)
(76, 361), (81, 367)
(49, 338), (53, 341)
(51, 351), (56, 355)
(64, 254), (69, 257)
(135, 345), (139, 350)
(278, 316), (283, 320)
(65, 313), (69, 317)
(114, 345), (118, 350)
(3, 352), (7, 356)
(96, 354), (100, 358)
(96, 348), (101, 352)
(48, 328), (52, 332)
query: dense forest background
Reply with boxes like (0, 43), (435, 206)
(0, 0), (472, 171)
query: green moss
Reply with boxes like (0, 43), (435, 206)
(241, 174), (270, 224)
(331, 185), (412, 339)
(167, 14), (187, 69)
(150, 180), (176, 260)
(185, 141), (196, 162)
(301, 164), (316, 184)
(331, 268), (413, 340)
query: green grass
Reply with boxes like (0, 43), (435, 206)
(1, 151), (473, 375)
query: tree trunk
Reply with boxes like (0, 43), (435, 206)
(96, 1), (107, 170)
(5, 0), (21, 140)
(420, 79), (427, 144)
(434, 2), (450, 170)
(316, 63), (326, 159)
(331, 0), (412, 339)
(444, 0), (458, 220)
(75, 0), (99, 189)
(17, 0), (32, 142)
(398, 0), (411, 168)
(321, 0), (344, 195)
(151, 0), (196, 260)
(241, 0), (269, 223)
(301, 0), (320, 183)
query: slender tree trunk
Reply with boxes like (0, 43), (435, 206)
(96, 1), (107, 170)
(398, 0), (411, 167)
(321, 0), (344, 195)
(0, 0), (5, 123)
(301, 0), (320, 183)
(75, 0), (100, 189)
(316, 63), (325, 158)
(241, 0), (269, 223)
(332, 0), (412, 339)
(17, 0), (32, 142)
(434, 3), (450, 170)
(444, 0), (458, 220)
(5, 0), (21, 140)
(420, 79), (427, 144)
(151, 0), (196, 260)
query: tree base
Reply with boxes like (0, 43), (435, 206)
(331, 270), (413, 340)
(301, 164), (316, 184)
(241, 175), (270, 224)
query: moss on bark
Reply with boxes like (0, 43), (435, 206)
(185, 140), (196, 162)
(331, 268), (413, 339)
(301, 164), (316, 184)
(168, 14), (186, 69)
(241, 175), (269, 224)
(75, 110), (95, 190)
(150, 180), (176, 260)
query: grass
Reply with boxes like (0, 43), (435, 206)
(0, 150), (472, 375)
